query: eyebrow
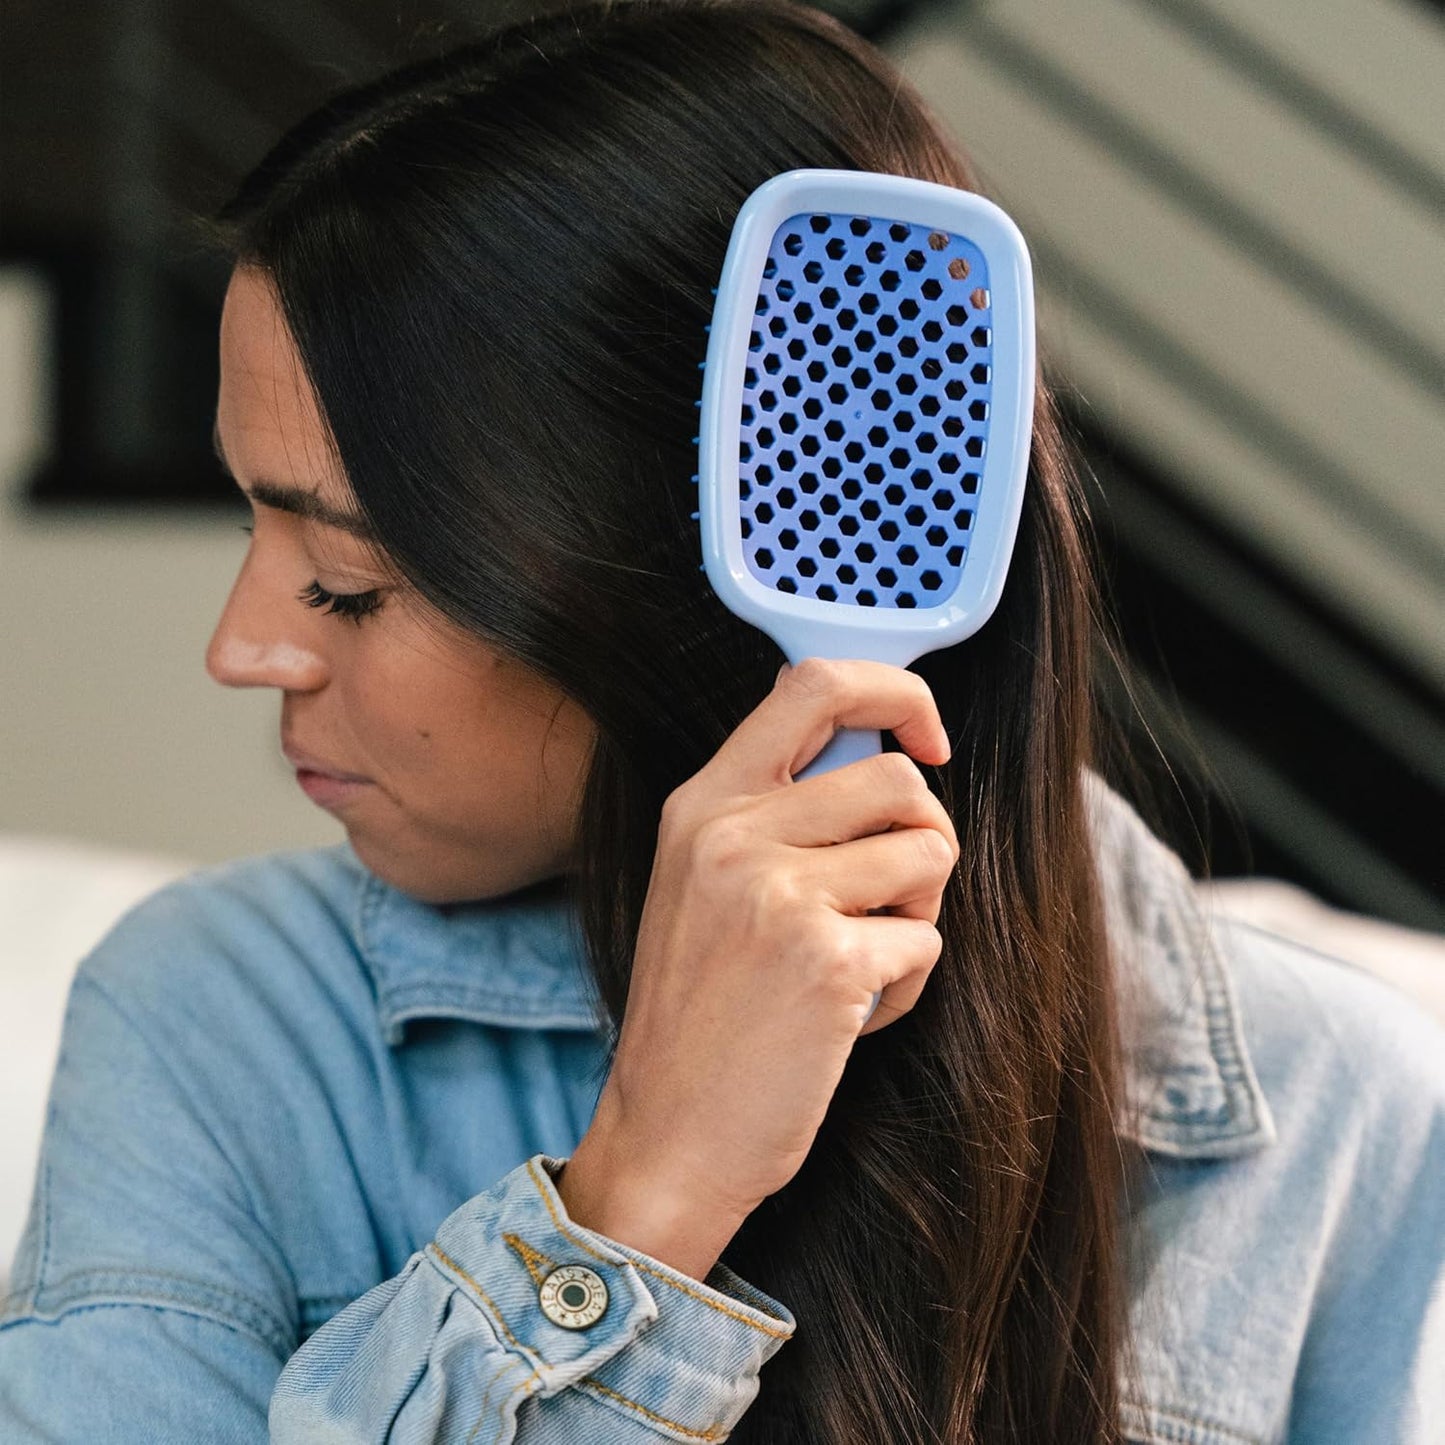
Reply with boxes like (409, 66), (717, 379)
(212, 422), (379, 543)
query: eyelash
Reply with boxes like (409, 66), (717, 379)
(297, 579), (386, 623)
(238, 525), (384, 624)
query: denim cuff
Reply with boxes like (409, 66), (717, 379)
(430, 1153), (795, 1441)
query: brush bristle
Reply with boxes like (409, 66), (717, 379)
(735, 212), (994, 608)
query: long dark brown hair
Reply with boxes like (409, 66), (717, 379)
(216, 1), (1138, 1437)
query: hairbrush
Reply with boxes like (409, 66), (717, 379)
(694, 169), (1035, 1019)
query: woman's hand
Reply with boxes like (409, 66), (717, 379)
(559, 659), (957, 1271)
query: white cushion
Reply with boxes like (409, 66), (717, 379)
(1199, 877), (1445, 1029)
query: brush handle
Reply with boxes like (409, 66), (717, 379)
(793, 726), (884, 1024)
(793, 725), (883, 782)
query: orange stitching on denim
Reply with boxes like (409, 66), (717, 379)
(524, 1156), (792, 1340)
(578, 1376), (730, 1441)
(429, 1247), (545, 1445)
(464, 1352), (530, 1445)
(523, 1157), (616, 1265)
(502, 1231), (555, 1288)
(428, 1244), (538, 1368)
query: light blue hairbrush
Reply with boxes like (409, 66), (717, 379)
(694, 169), (1036, 1020)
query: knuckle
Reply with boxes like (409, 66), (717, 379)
(923, 796), (960, 855)
(784, 657), (843, 702)
(807, 919), (867, 990)
(914, 827), (956, 875)
(917, 922), (945, 966)
(845, 932), (883, 982)
(876, 749), (925, 794)
(659, 785), (694, 835)
(797, 908), (845, 961)
(691, 815), (752, 874)
(660, 785), (722, 853)
(751, 864), (805, 918)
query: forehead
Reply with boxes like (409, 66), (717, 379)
(217, 266), (345, 497)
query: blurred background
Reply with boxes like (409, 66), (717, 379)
(1, 0), (1442, 1286)
(3, 0), (1442, 914)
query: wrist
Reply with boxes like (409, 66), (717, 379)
(557, 1127), (750, 1283)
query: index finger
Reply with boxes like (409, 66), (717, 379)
(700, 657), (951, 795)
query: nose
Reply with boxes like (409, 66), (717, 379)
(206, 550), (328, 692)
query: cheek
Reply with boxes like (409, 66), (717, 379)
(336, 620), (585, 827)
(366, 660), (511, 789)
(329, 636), (450, 769)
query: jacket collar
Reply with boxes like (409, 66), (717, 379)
(1083, 772), (1276, 1158)
(355, 866), (608, 1045)
(349, 772), (1275, 1160)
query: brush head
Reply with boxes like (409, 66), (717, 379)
(699, 170), (1034, 667)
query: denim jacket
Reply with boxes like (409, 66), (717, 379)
(2, 776), (1442, 1443)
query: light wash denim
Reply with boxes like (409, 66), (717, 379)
(2, 776), (1442, 1443)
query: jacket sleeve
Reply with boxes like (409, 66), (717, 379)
(1283, 992), (1445, 1445)
(0, 965), (295, 1443)
(1, 960), (794, 1444)
(269, 1154), (795, 1443)
(0, 1157), (794, 1445)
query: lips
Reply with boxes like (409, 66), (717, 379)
(281, 740), (371, 783)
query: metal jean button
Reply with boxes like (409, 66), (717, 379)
(538, 1264), (609, 1329)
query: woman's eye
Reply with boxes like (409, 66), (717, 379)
(296, 579), (386, 623)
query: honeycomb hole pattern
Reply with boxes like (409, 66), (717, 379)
(737, 211), (994, 608)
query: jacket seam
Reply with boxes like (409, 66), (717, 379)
(1122, 1395), (1265, 1445)
(358, 876), (605, 1040)
(1142, 877), (1241, 1114)
(356, 873), (392, 1023)
(427, 1244), (543, 1377)
(576, 1375), (730, 1441)
(461, 1366), (733, 1445)
(1120, 871), (1271, 1151)
(33, 1097), (55, 1317)
(0, 1288), (292, 1359)
(379, 986), (603, 1037)
(464, 1349), (534, 1445)
(431, 1244), (549, 1445)
(524, 1157), (791, 1340)
(31, 972), (88, 1311)
(13, 1262), (285, 1314)
(1135, 1113), (1250, 1140)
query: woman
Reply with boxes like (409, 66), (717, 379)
(2, 1), (1441, 1440)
